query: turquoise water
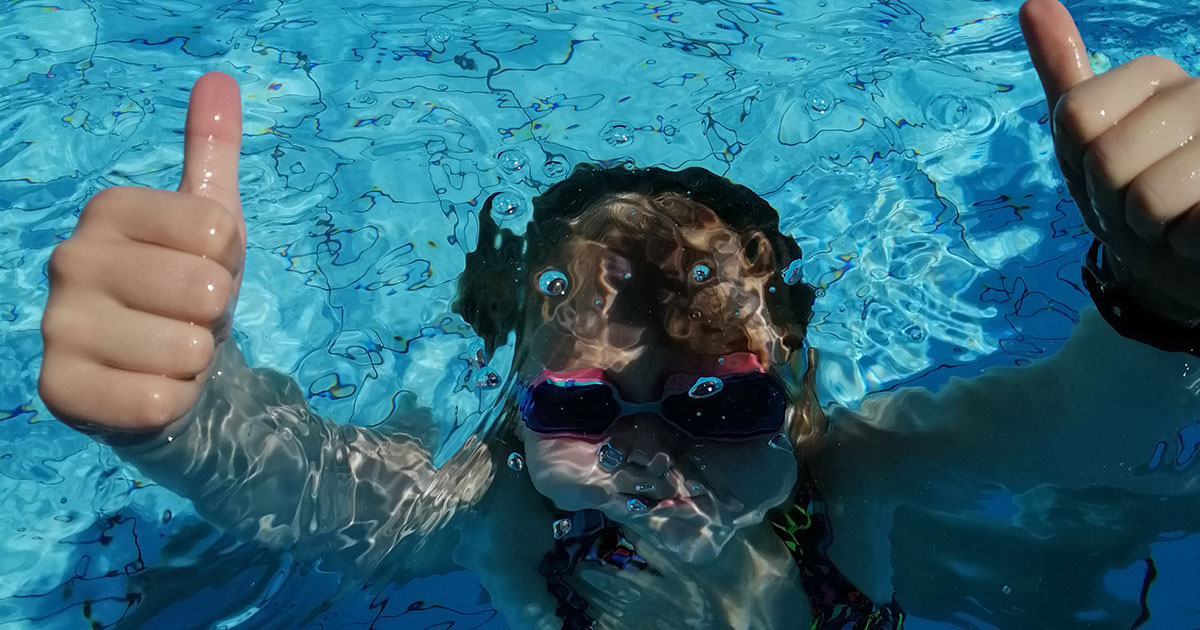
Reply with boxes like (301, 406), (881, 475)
(2, 0), (1199, 628)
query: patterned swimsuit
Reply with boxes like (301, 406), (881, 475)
(538, 470), (904, 630)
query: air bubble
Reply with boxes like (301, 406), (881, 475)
(478, 370), (500, 389)
(635, 482), (655, 492)
(768, 286), (777, 294)
(497, 149), (525, 174)
(602, 122), (635, 147)
(491, 191), (522, 216)
(805, 87), (833, 118)
(428, 26), (452, 43)
(553, 518), (572, 539)
(692, 264), (712, 283)
(598, 442), (625, 471)
(627, 498), (648, 514)
(782, 259), (804, 285)
(925, 93), (997, 137)
(543, 157), (568, 178)
(1002, 585), (1012, 595)
(538, 270), (569, 296)
(688, 377), (724, 399)
(768, 433), (791, 451)
(507, 452), (525, 471)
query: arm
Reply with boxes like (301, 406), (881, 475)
(812, 306), (1200, 626)
(113, 338), (494, 574)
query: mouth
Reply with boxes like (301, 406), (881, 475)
(622, 492), (716, 519)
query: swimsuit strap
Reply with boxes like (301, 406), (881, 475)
(539, 509), (650, 630)
(768, 469), (906, 630)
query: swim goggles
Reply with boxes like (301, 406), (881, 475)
(517, 370), (787, 440)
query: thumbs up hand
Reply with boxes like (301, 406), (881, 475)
(1020, 0), (1200, 321)
(39, 72), (246, 433)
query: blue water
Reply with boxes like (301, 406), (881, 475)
(2, 0), (1199, 628)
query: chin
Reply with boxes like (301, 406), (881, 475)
(634, 517), (738, 565)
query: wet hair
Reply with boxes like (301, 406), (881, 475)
(454, 163), (818, 357)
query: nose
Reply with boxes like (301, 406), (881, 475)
(628, 446), (672, 477)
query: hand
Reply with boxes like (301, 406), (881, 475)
(1020, 0), (1200, 320)
(38, 72), (246, 433)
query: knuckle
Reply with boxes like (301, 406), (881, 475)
(135, 387), (180, 427)
(1082, 136), (1120, 183)
(1126, 174), (1168, 224)
(1053, 90), (1091, 139)
(80, 188), (126, 226)
(39, 301), (74, 345)
(202, 203), (240, 257)
(47, 239), (86, 283)
(1141, 55), (1185, 79)
(187, 258), (233, 321)
(36, 354), (67, 412)
(174, 326), (215, 375)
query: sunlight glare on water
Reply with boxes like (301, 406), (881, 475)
(1, 0), (1199, 628)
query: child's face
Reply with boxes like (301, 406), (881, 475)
(514, 207), (801, 564)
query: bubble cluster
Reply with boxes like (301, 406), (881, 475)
(543, 156), (569, 178)
(691, 263), (712, 283)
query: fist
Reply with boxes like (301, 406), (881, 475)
(1021, 0), (1200, 319)
(38, 72), (246, 433)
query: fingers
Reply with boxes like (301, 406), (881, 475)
(1059, 56), (1193, 188)
(179, 72), (244, 222)
(1019, 0), (1094, 117)
(48, 238), (233, 325)
(42, 293), (214, 380)
(1124, 138), (1200, 239)
(74, 187), (243, 276)
(38, 352), (206, 431)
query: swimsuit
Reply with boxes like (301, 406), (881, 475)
(538, 468), (905, 630)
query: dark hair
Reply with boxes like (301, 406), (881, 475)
(454, 163), (817, 356)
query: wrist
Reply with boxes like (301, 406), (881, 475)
(1083, 239), (1200, 356)
(1101, 245), (1200, 327)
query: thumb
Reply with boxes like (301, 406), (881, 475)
(179, 72), (244, 223)
(1019, 0), (1094, 121)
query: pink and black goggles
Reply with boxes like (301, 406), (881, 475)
(517, 371), (787, 440)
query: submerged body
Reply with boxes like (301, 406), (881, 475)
(111, 305), (1200, 629)
(35, 2), (1200, 627)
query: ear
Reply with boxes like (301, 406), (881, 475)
(741, 230), (775, 275)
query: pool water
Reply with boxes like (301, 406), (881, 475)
(2, 0), (1199, 628)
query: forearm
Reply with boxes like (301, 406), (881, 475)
(110, 339), (493, 571)
(824, 306), (1200, 497)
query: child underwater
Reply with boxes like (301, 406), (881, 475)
(36, 0), (1200, 628)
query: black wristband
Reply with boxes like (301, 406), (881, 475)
(1081, 238), (1200, 356)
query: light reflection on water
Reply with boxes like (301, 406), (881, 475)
(2, 0), (1199, 628)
